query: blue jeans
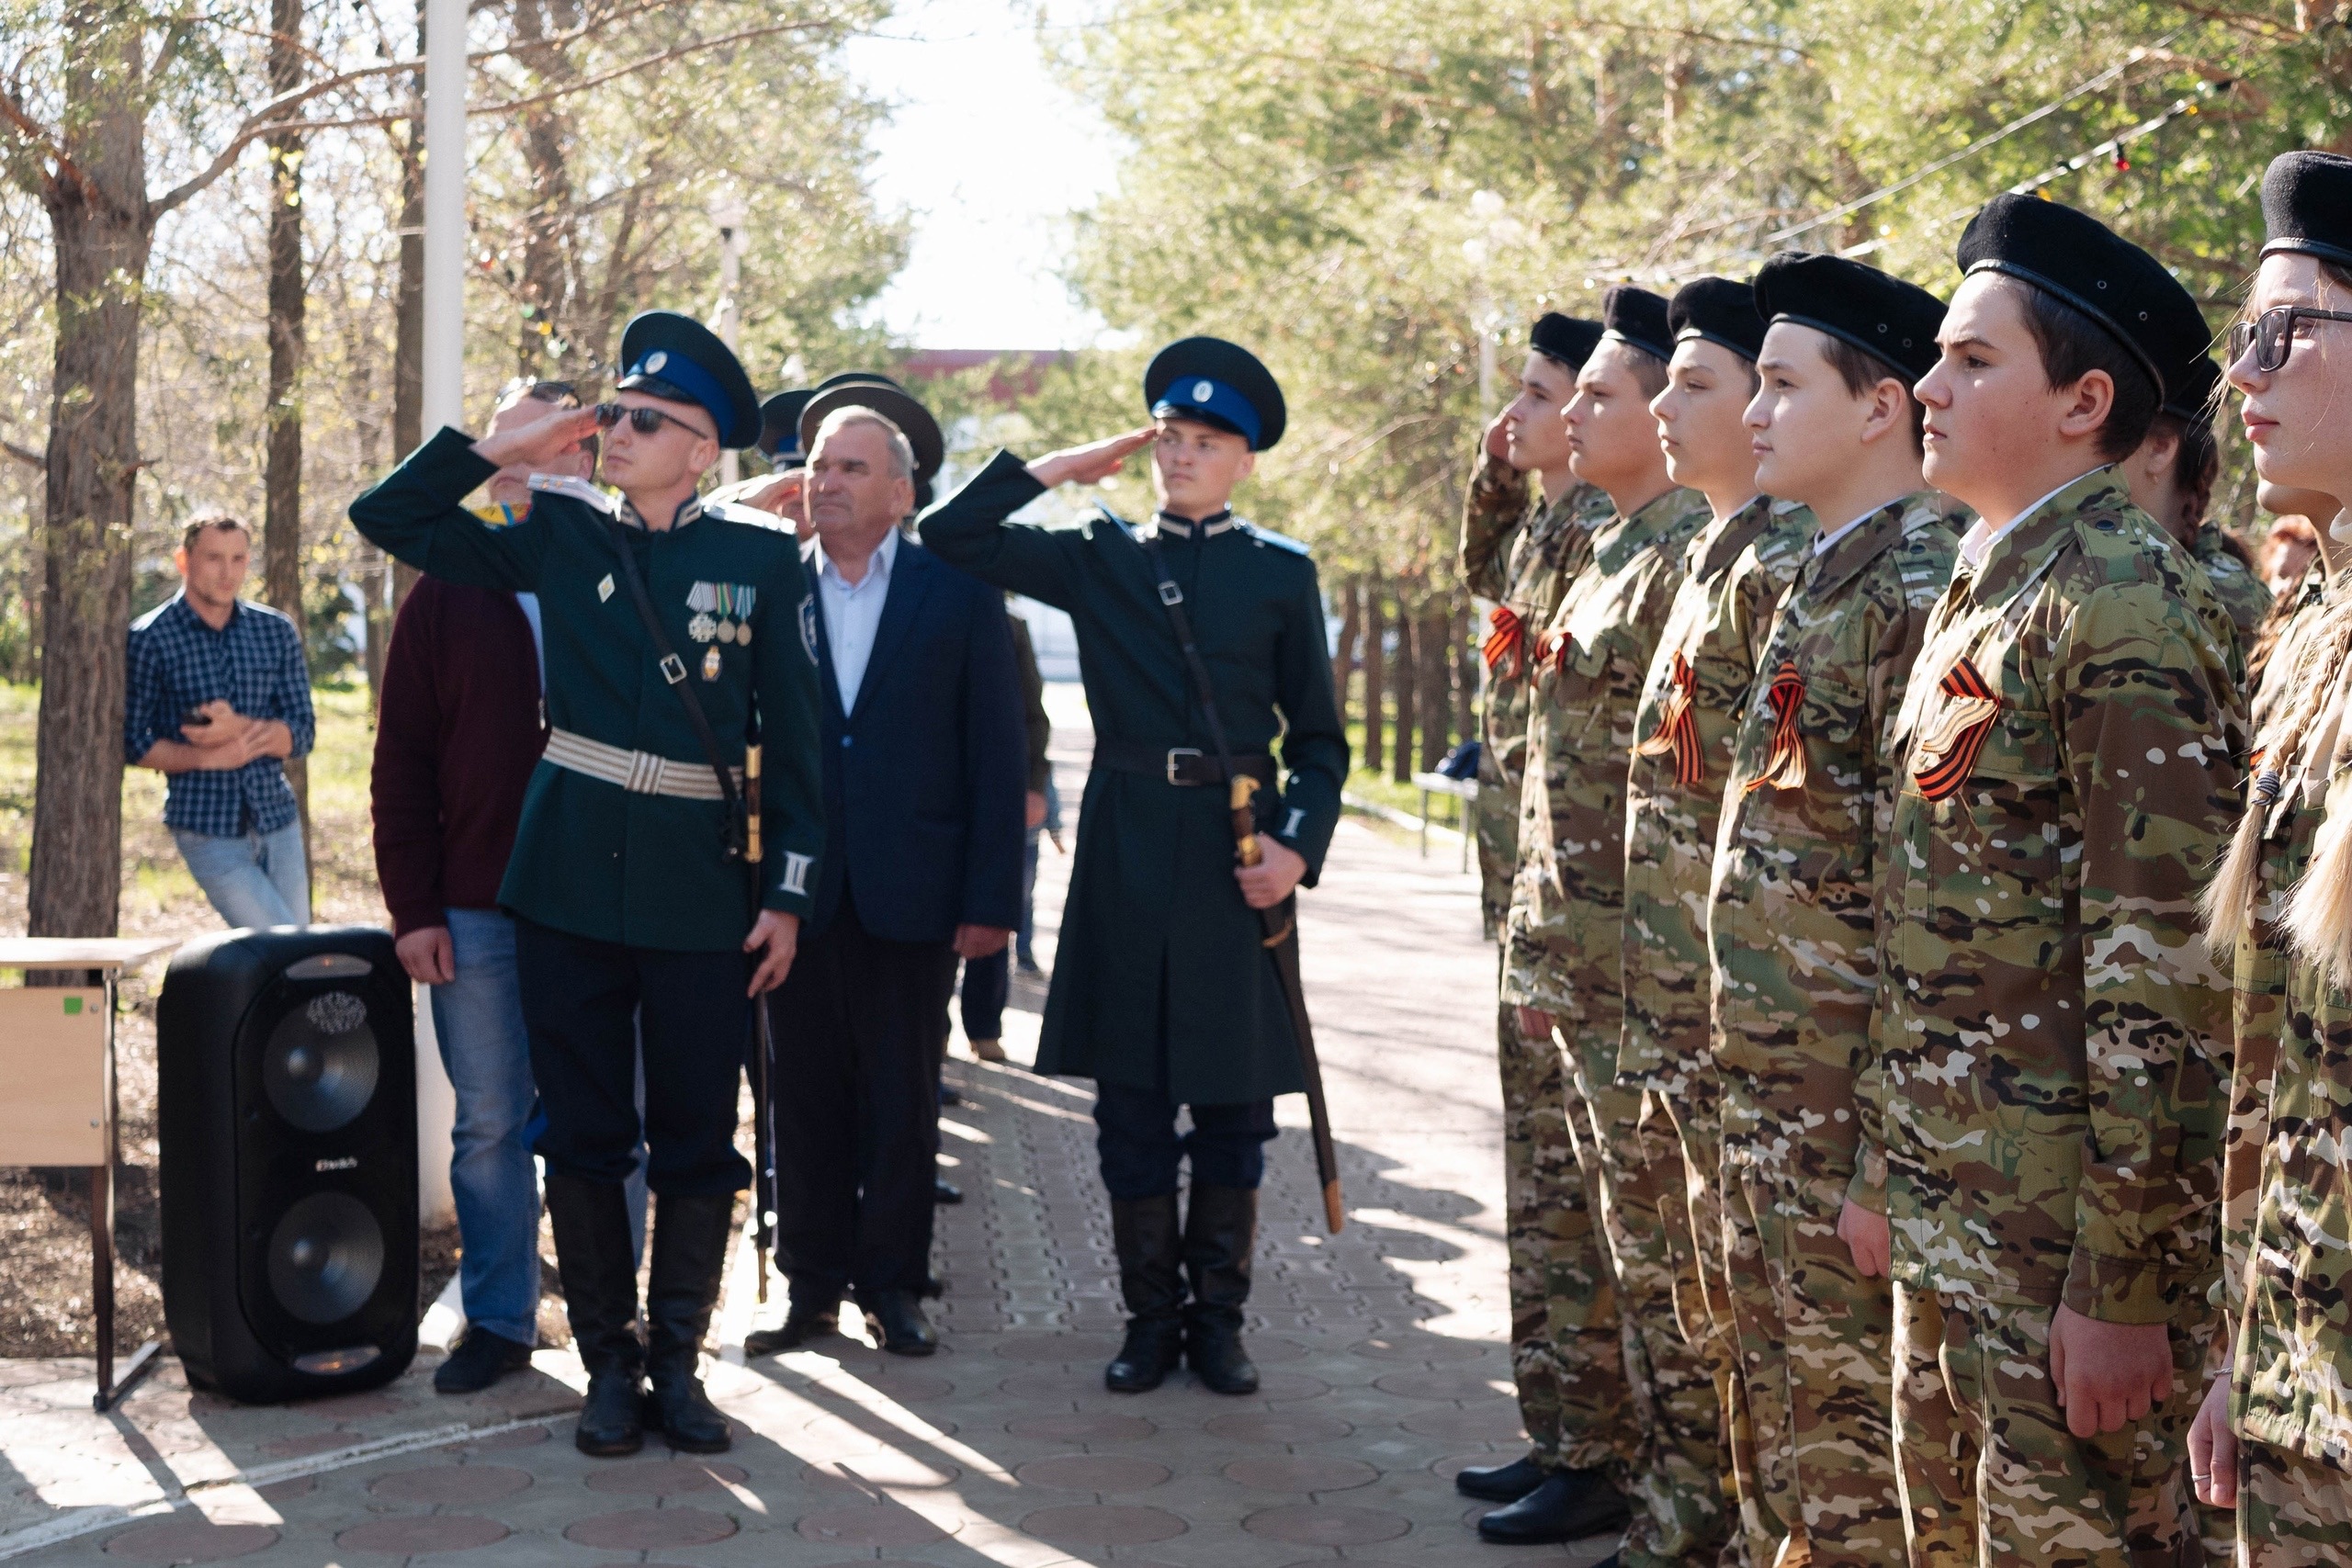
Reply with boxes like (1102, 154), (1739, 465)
(174, 821), (310, 928)
(430, 908), (541, 1347)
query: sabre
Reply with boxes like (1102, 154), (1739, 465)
(1234, 774), (1343, 1235)
(746, 742), (775, 1303)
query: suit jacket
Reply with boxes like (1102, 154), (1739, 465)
(807, 529), (1026, 944)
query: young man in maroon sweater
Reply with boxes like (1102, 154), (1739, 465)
(371, 380), (595, 1393)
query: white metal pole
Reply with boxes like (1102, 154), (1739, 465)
(718, 229), (741, 486)
(420, 0), (467, 434)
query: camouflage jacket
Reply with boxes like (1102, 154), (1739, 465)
(1707, 491), (1966, 1208)
(1617, 494), (1813, 1095)
(1878, 468), (2241, 1323)
(2190, 520), (2277, 671)
(1501, 485), (1713, 1015)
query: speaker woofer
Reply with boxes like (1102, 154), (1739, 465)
(261, 990), (379, 1133)
(266, 1192), (385, 1324)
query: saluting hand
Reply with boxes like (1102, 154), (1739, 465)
(1025, 426), (1156, 490)
(1482, 410), (1518, 468)
(744, 908), (800, 996)
(471, 404), (603, 472)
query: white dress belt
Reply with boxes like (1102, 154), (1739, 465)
(542, 727), (742, 802)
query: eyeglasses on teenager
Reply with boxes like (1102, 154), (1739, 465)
(2227, 305), (2352, 373)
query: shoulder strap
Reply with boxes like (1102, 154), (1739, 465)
(1106, 506), (1244, 779)
(603, 519), (749, 861)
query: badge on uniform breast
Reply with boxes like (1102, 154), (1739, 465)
(686, 582), (718, 642)
(1912, 656), (2000, 801)
(702, 645), (722, 682)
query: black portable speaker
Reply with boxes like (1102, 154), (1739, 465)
(159, 926), (418, 1403)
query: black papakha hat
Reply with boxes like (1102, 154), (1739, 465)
(1753, 250), (1946, 383)
(797, 373), (945, 489)
(1146, 336), (1286, 451)
(1956, 194), (2186, 395)
(614, 310), (760, 450)
(2261, 151), (2352, 269)
(1599, 285), (1674, 363)
(1668, 276), (1770, 362)
(757, 389), (814, 465)
(1529, 313), (1605, 371)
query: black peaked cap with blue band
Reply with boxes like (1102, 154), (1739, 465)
(1668, 276), (1769, 361)
(1599, 285), (1675, 363)
(1145, 337), (1286, 451)
(615, 310), (760, 450)
(797, 372), (945, 488)
(2261, 151), (2352, 268)
(1753, 250), (1945, 383)
(1530, 313), (1605, 371)
(1956, 195), (2195, 399)
(758, 389), (814, 464)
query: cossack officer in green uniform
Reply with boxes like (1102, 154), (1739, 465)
(918, 337), (1349, 1397)
(350, 311), (824, 1461)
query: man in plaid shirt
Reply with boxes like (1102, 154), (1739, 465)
(125, 513), (317, 927)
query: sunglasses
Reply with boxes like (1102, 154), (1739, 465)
(594, 401), (714, 441)
(2227, 305), (2352, 374)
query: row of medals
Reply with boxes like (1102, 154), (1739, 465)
(688, 613), (752, 647)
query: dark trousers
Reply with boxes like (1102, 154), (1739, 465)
(959, 951), (1008, 1042)
(514, 918), (752, 1196)
(1092, 1084), (1278, 1201)
(767, 901), (958, 1297)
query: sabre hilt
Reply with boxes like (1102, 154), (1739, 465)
(1231, 774), (1263, 866)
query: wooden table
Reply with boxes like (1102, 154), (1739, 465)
(0, 937), (183, 1410)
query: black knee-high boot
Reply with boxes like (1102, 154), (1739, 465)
(1182, 1183), (1260, 1395)
(642, 1191), (736, 1453)
(544, 1172), (644, 1456)
(1103, 1193), (1185, 1393)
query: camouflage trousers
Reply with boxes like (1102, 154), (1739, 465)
(1660, 1074), (1764, 1556)
(1496, 998), (1638, 1472)
(1475, 773), (1519, 941)
(1561, 1021), (1732, 1568)
(1892, 1282), (2211, 1568)
(2235, 1439), (2352, 1564)
(1720, 1133), (1903, 1568)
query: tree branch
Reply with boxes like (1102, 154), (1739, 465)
(1, 432), (42, 468)
(0, 81), (88, 204)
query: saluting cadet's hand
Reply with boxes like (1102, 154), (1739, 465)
(2048, 1304), (2175, 1438)
(472, 404), (603, 471)
(709, 471), (806, 520)
(2188, 1372), (2236, 1506)
(1024, 427), (1156, 490)
(1236, 839), (1306, 909)
(1836, 1199), (1890, 1278)
(744, 908), (800, 995)
(1482, 410), (1518, 468)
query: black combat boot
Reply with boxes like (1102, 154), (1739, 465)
(1181, 1183), (1260, 1395)
(544, 1172), (645, 1457)
(1103, 1193), (1185, 1393)
(641, 1192), (736, 1454)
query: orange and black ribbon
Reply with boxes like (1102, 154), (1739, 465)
(1747, 660), (1808, 793)
(1483, 604), (1527, 679)
(1912, 656), (2001, 801)
(1633, 651), (1704, 787)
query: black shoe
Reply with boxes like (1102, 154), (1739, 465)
(1475, 1468), (1630, 1545)
(1105, 1193), (1184, 1393)
(933, 1177), (964, 1205)
(643, 1192), (736, 1454)
(743, 1287), (840, 1358)
(1453, 1451), (1547, 1502)
(1182, 1184), (1259, 1395)
(432, 1327), (535, 1394)
(861, 1290), (939, 1356)
(919, 1273), (945, 1300)
(544, 1173), (645, 1457)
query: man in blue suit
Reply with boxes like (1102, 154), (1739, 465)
(752, 389), (1025, 1357)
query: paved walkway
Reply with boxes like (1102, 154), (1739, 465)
(0, 695), (1611, 1567)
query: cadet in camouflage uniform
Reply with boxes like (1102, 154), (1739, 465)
(1453, 315), (1634, 1512)
(1881, 197), (2240, 1567)
(1499, 285), (1716, 1560)
(1709, 252), (1961, 1568)
(2188, 151), (2352, 1564)
(1617, 276), (1811, 1550)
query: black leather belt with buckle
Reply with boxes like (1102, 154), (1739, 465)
(1091, 739), (1276, 787)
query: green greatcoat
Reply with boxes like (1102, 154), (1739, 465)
(349, 427), (827, 953)
(919, 449), (1350, 1105)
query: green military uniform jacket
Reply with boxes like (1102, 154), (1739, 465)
(2189, 520), (2277, 670)
(1458, 457), (1610, 936)
(1501, 485), (1712, 1050)
(1878, 468), (2241, 1323)
(1708, 491), (1965, 1209)
(350, 427), (826, 953)
(919, 450), (1350, 1104)
(1617, 494), (1812, 1096)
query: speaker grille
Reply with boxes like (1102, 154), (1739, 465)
(266, 1192), (386, 1324)
(261, 990), (379, 1133)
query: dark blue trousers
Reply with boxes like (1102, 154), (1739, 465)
(959, 951), (1009, 1042)
(514, 918), (752, 1196)
(1092, 1085), (1277, 1201)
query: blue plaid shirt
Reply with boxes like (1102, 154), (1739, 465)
(124, 592), (316, 836)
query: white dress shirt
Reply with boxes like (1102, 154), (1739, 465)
(813, 525), (900, 712)
(1958, 468), (2102, 570)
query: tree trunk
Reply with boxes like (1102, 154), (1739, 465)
(513, 0), (580, 378)
(1453, 595), (1476, 746)
(390, 19), (424, 613)
(1361, 580), (1385, 776)
(28, 12), (152, 941)
(265, 0), (310, 863)
(1391, 595), (1418, 784)
(1419, 603), (1452, 772)
(1330, 577), (1361, 724)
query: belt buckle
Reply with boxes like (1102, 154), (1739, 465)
(1166, 747), (1202, 785)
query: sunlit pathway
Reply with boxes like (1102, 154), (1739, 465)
(0, 692), (1611, 1566)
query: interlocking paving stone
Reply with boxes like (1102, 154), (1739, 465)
(1203, 1410), (1354, 1444)
(365, 1463), (533, 1505)
(1002, 1410), (1157, 1441)
(1014, 1453), (1174, 1491)
(1020, 1502), (1189, 1544)
(334, 1514), (511, 1553)
(563, 1506), (740, 1549)
(99, 1521), (278, 1562)
(792, 1503), (956, 1546)
(1220, 1455), (1381, 1493)
(580, 1457), (750, 1495)
(1241, 1503), (1412, 1545)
